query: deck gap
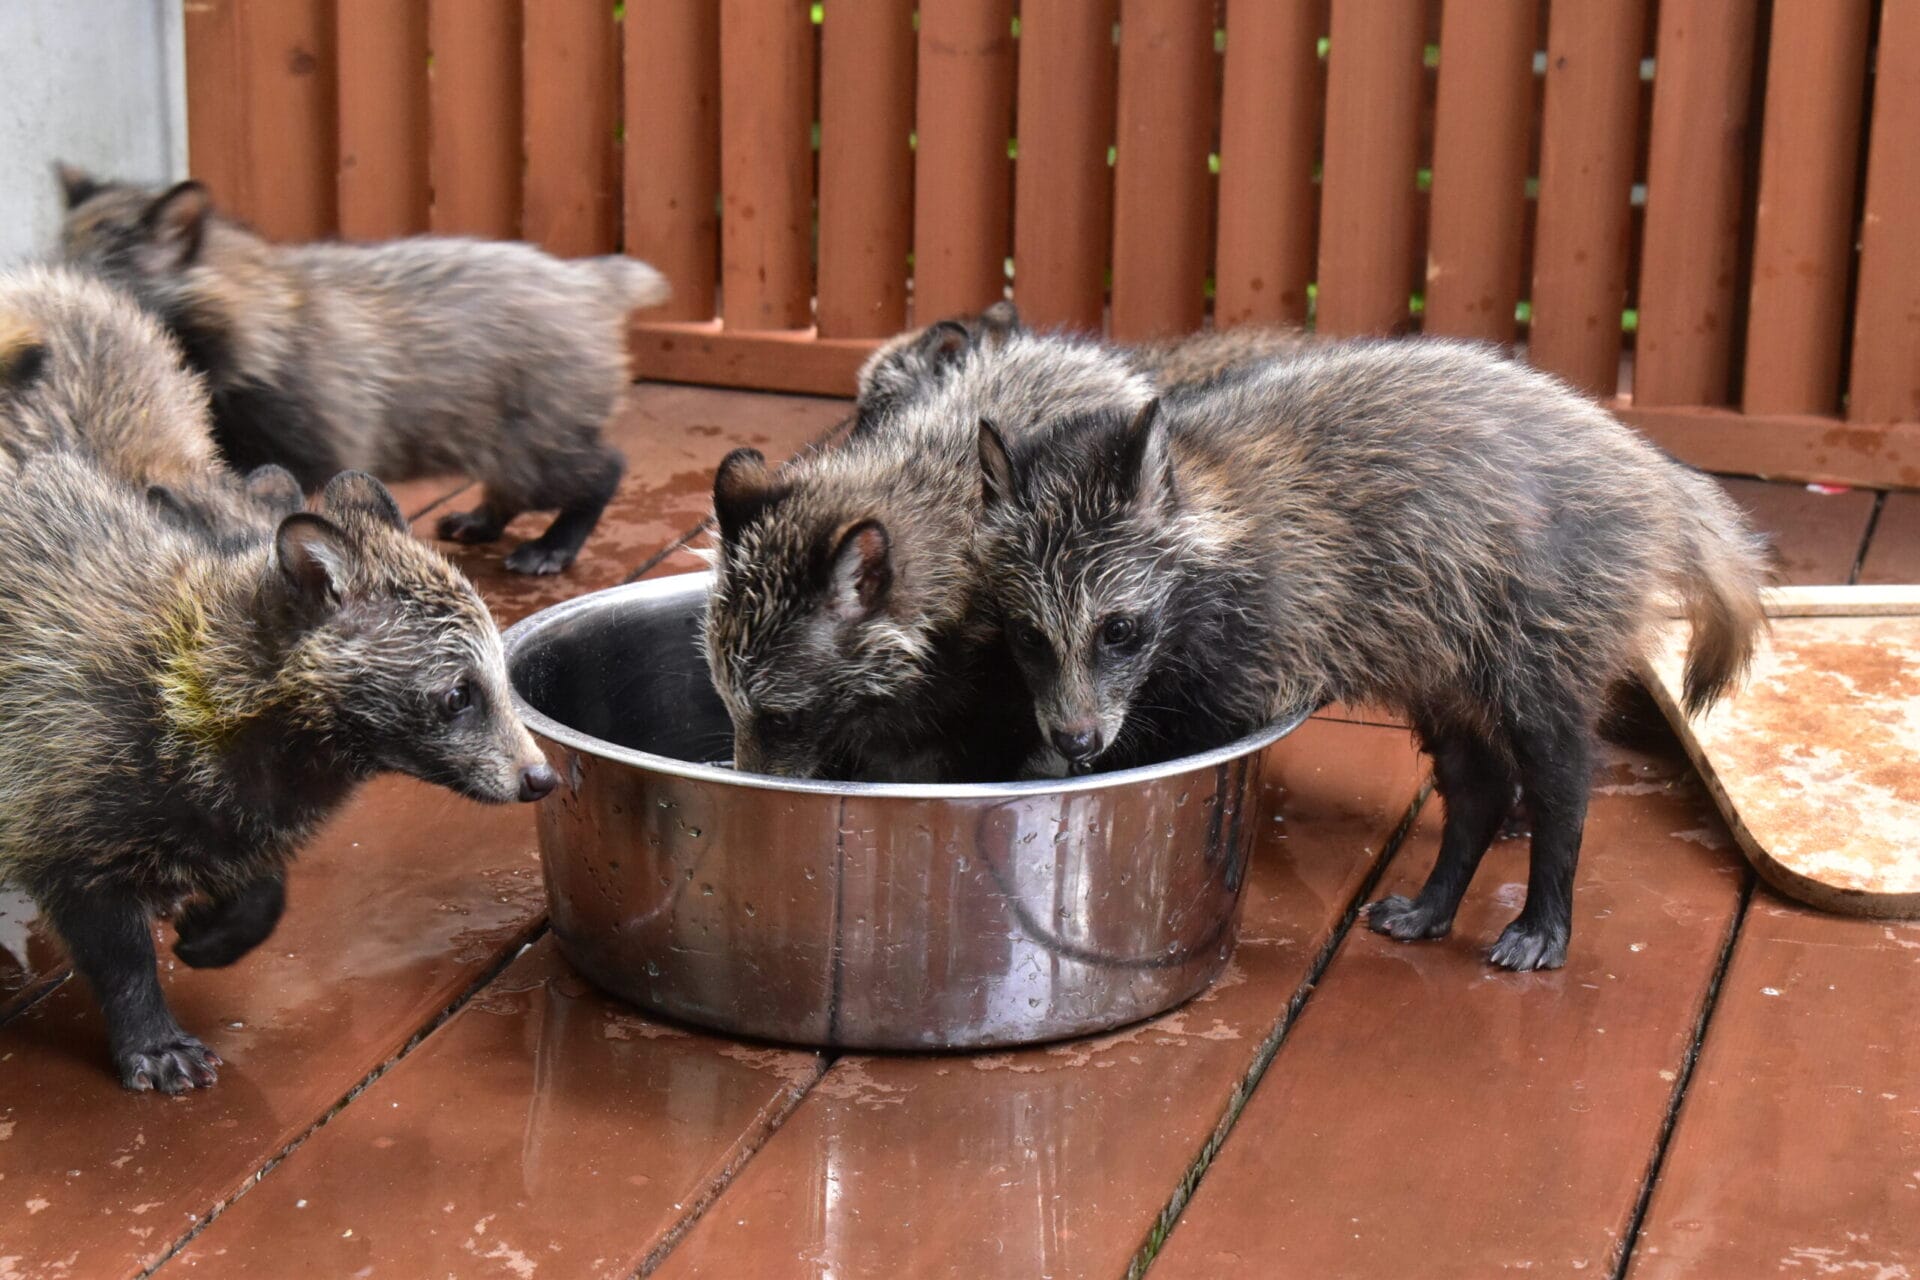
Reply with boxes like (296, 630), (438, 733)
(133, 918), (551, 1279)
(404, 479), (477, 524)
(1607, 870), (1757, 1280)
(1847, 489), (1891, 585)
(1128, 776), (1437, 1279)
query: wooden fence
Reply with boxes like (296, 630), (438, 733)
(182, 0), (1920, 488)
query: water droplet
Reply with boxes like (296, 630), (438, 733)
(701, 883), (715, 896)
(644, 960), (661, 978)
(744, 902), (757, 917)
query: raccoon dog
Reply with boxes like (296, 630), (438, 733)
(0, 459), (557, 1091)
(705, 328), (1154, 781)
(56, 166), (670, 574)
(975, 338), (1768, 970)
(0, 263), (303, 534)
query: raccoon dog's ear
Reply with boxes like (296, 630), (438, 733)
(145, 484), (208, 534)
(978, 418), (1017, 508)
(142, 181), (213, 267)
(54, 162), (102, 209)
(1117, 398), (1174, 512)
(275, 513), (353, 607)
(0, 326), (48, 390)
(825, 520), (892, 621)
(977, 299), (1023, 340)
(914, 320), (972, 368)
(246, 464), (307, 518)
(320, 470), (407, 531)
(713, 448), (786, 542)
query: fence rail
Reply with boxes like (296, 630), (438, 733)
(181, 0), (1920, 488)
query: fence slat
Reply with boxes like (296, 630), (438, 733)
(1424, 0), (1537, 344)
(1634, 0), (1761, 407)
(718, 0), (816, 331)
(1214, 0), (1325, 329)
(427, 0), (521, 239)
(1011, 0), (1120, 332)
(336, 0), (429, 241)
(1528, 0), (1647, 396)
(523, 0), (620, 257)
(817, 0), (916, 337)
(1849, 0), (1920, 425)
(624, 1), (720, 321)
(1109, 0), (1219, 342)
(1316, 0), (1425, 336)
(912, 0), (1016, 323)
(1741, 0), (1872, 416)
(183, 0), (246, 209)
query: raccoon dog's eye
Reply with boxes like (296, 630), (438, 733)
(440, 680), (475, 719)
(758, 709), (804, 738)
(1012, 620), (1049, 653)
(1100, 615), (1140, 649)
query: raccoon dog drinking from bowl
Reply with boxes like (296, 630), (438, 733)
(975, 338), (1768, 970)
(55, 165), (669, 574)
(0, 462), (557, 1092)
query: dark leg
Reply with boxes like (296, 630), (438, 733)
(1497, 781), (1532, 841)
(1368, 728), (1516, 942)
(1488, 712), (1594, 972)
(173, 873), (286, 969)
(435, 490), (522, 545)
(44, 887), (221, 1092)
(504, 448), (625, 576)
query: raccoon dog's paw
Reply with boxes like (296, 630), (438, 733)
(1365, 894), (1455, 942)
(118, 1034), (222, 1094)
(503, 541), (577, 576)
(436, 507), (508, 545)
(1488, 918), (1569, 972)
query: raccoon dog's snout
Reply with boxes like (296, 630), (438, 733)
(517, 760), (558, 802)
(1049, 721), (1103, 769)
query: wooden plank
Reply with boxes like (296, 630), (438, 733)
(1528, 0), (1648, 396)
(1740, 0), (1872, 416)
(647, 721), (1429, 1279)
(1753, 584), (1920, 617)
(628, 321), (875, 398)
(1154, 749), (1746, 1277)
(1848, 0), (1920, 424)
(1643, 616), (1920, 916)
(717, 0), (816, 331)
(1109, 0), (1219, 342)
(911, 0), (1017, 322)
(427, 0), (522, 239)
(186, 0), (336, 240)
(1616, 403), (1920, 492)
(1633, 0), (1761, 407)
(182, 0), (246, 208)
(624, 0), (720, 321)
(1423, 0), (1538, 344)
(1315, 0), (1426, 336)
(1715, 476), (1878, 585)
(166, 940), (824, 1278)
(816, 0), (916, 337)
(1010, 0), (1120, 332)
(335, 0), (430, 241)
(1214, 0), (1326, 329)
(1859, 493), (1920, 585)
(522, 0), (621, 256)
(1628, 901), (1920, 1277)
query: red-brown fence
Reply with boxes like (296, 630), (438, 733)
(182, 0), (1920, 488)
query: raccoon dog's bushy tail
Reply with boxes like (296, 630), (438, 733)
(588, 257), (672, 311)
(1668, 470), (1770, 714)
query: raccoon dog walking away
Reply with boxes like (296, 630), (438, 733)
(976, 338), (1767, 970)
(0, 459), (557, 1091)
(0, 263), (303, 533)
(56, 166), (669, 574)
(705, 327), (1154, 781)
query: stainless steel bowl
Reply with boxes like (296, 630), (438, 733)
(503, 573), (1307, 1050)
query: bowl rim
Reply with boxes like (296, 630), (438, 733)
(503, 572), (1314, 800)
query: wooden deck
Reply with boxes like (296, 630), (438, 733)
(3, 385), (1917, 1279)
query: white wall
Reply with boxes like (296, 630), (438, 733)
(0, 0), (187, 264)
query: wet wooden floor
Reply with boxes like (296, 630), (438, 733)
(2, 387), (1916, 1279)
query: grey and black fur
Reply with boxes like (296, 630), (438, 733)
(0, 460), (557, 1091)
(705, 327), (1154, 781)
(56, 165), (669, 574)
(976, 338), (1768, 970)
(0, 263), (302, 538)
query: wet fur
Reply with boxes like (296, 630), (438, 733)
(56, 167), (668, 574)
(977, 337), (1769, 970)
(0, 459), (552, 1091)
